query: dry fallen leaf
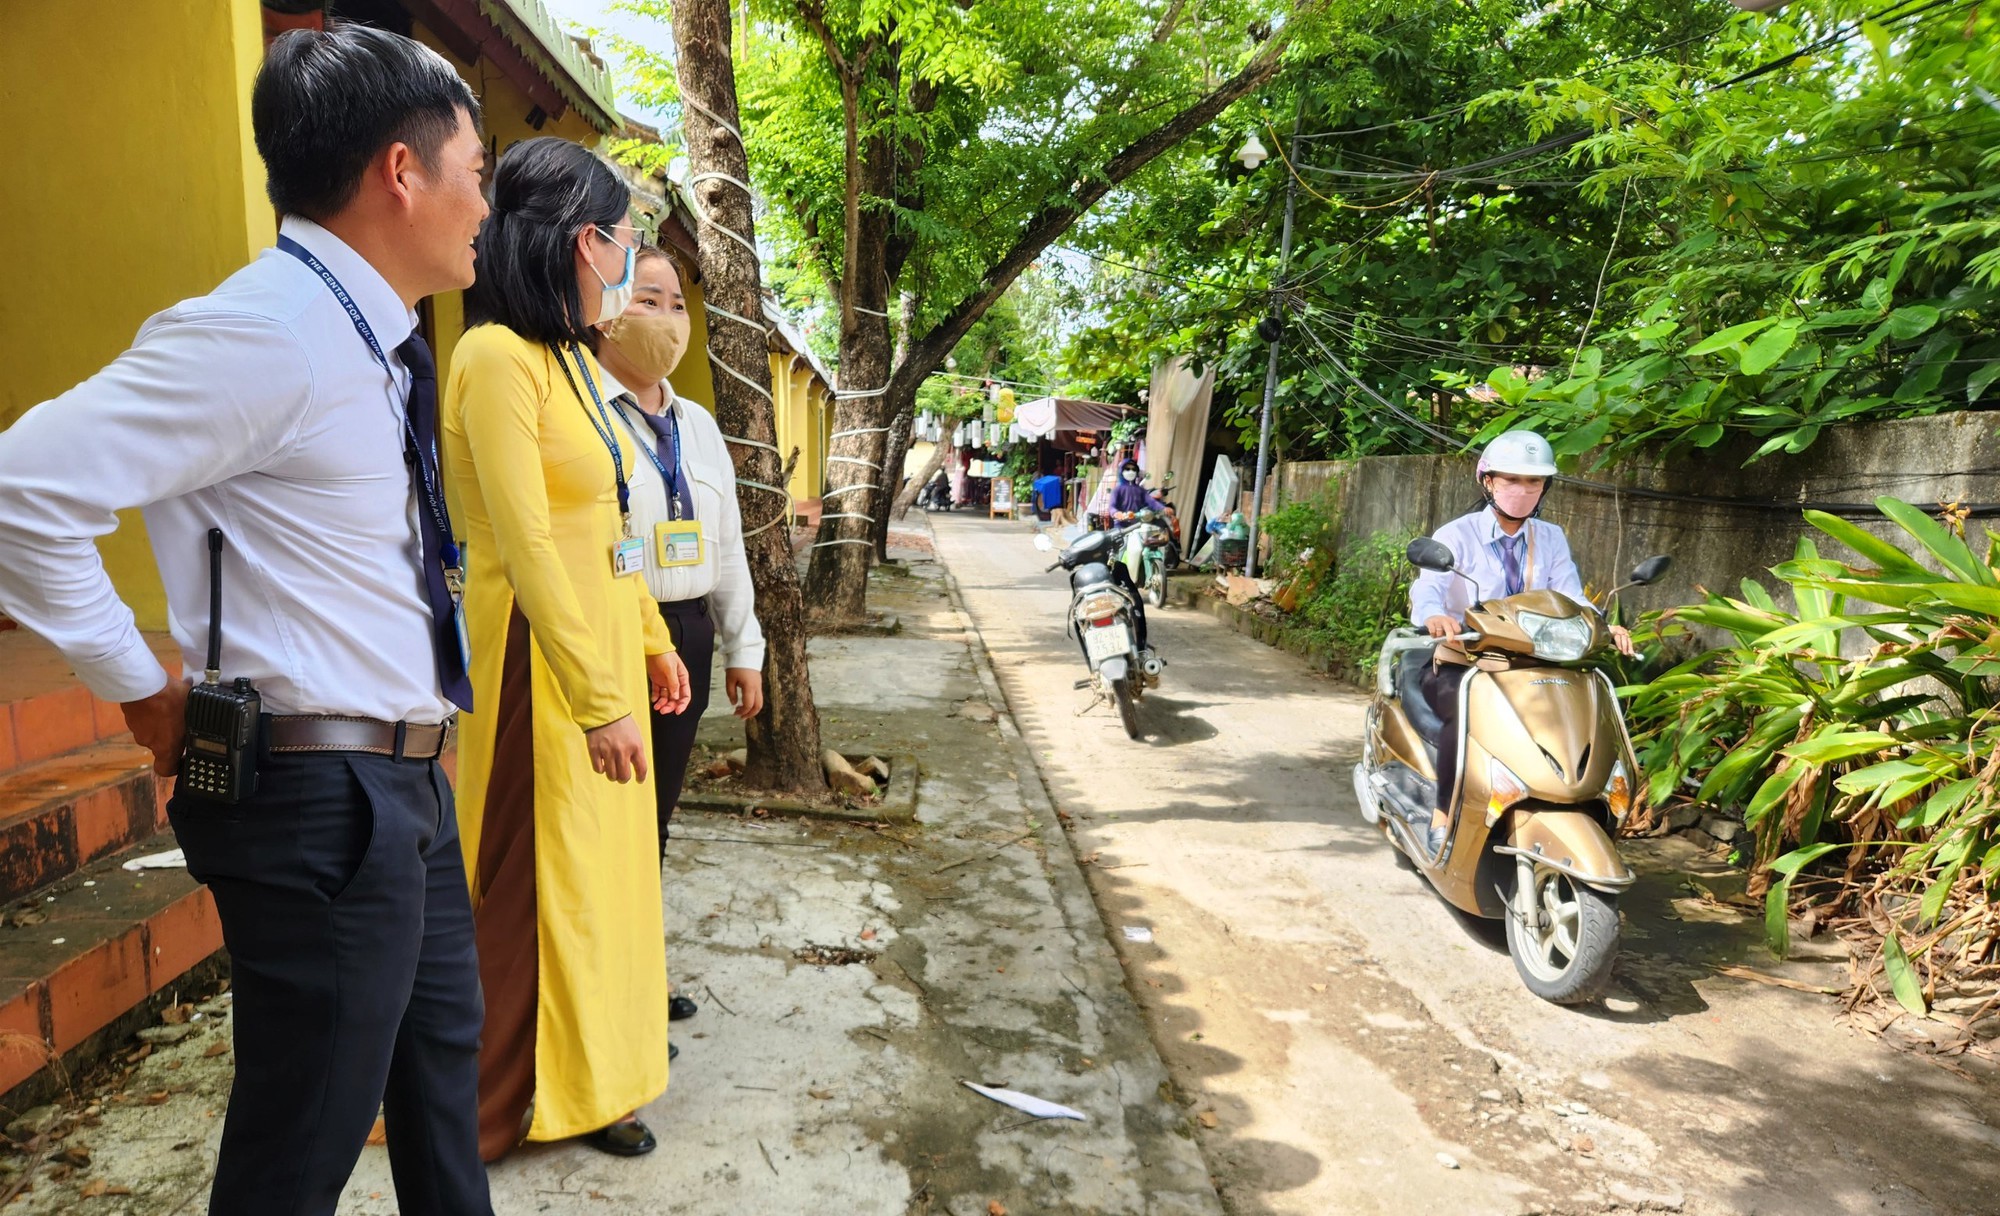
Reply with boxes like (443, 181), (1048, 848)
(808, 1088), (834, 1100)
(1573, 1135), (1596, 1155)
(160, 1004), (191, 1026)
(145, 1091), (170, 1106)
(860, 928), (877, 941)
(79, 1180), (108, 1199)
(1310, 983), (1327, 994)
(1197, 1111), (1219, 1129)
(987, 1203), (1007, 1216)
(204, 1041), (229, 1058)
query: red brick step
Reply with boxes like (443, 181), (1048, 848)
(0, 832), (219, 1100)
(0, 743), (166, 907)
(0, 629), (181, 770)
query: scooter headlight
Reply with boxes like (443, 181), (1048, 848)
(1515, 610), (1593, 661)
(1486, 756), (1529, 824)
(1606, 759), (1633, 822)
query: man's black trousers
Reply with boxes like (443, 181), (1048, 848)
(168, 751), (491, 1216)
(1421, 662), (1470, 815)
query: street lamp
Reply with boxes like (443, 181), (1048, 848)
(1235, 132), (1269, 171)
(1241, 111), (1300, 581)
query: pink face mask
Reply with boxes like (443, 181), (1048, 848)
(1490, 480), (1544, 519)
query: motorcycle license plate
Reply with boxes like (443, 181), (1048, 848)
(1084, 623), (1131, 664)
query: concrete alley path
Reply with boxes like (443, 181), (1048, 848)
(932, 510), (2000, 1216)
(3, 549), (1213, 1216)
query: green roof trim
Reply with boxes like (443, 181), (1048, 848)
(477, 0), (622, 133)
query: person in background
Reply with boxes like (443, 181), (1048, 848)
(0, 26), (493, 1215)
(595, 244), (767, 1028)
(442, 137), (690, 1162)
(1109, 457), (1167, 522)
(1031, 470), (1065, 523)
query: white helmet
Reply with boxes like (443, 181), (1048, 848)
(1476, 430), (1558, 480)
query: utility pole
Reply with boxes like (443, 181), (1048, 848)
(1244, 104), (1302, 580)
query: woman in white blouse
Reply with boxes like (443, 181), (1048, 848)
(596, 245), (767, 869)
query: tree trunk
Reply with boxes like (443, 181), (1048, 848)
(672, 0), (825, 793)
(872, 402), (914, 560)
(801, 175), (897, 620)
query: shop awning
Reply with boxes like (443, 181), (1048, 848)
(1013, 397), (1134, 440)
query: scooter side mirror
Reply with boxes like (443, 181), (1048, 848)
(1630, 554), (1672, 586)
(1406, 537), (1456, 573)
(1033, 533), (1056, 553)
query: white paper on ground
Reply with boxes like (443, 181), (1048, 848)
(122, 849), (187, 871)
(1122, 925), (1154, 942)
(961, 1082), (1088, 1122)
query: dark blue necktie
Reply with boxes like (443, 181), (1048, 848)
(629, 399), (694, 520)
(396, 335), (474, 713)
(1499, 533), (1525, 597)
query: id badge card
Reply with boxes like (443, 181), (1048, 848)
(656, 520), (704, 569)
(445, 566), (471, 669)
(613, 537), (646, 578)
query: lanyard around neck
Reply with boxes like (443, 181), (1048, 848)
(613, 399), (690, 521)
(554, 344), (631, 522)
(276, 234), (458, 569)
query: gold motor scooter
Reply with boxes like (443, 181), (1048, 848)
(1352, 539), (1671, 1003)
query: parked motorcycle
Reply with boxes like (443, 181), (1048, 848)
(1034, 524), (1164, 739)
(918, 474), (954, 512)
(1352, 539), (1671, 1003)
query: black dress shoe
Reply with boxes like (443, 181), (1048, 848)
(669, 995), (699, 1021)
(587, 1117), (657, 1157)
(669, 1042), (679, 1062)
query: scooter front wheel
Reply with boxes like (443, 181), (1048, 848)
(1505, 862), (1620, 1005)
(1144, 566), (1166, 607)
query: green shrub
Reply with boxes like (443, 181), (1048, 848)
(1625, 498), (2000, 1012)
(1262, 481), (1343, 575)
(1289, 532), (1412, 679)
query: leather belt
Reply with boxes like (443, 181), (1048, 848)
(266, 715), (456, 759)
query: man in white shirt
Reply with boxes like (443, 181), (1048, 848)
(1406, 431), (1632, 856)
(0, 28), (492, 1216)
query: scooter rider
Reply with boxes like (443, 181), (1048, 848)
(1408, 430), (1634, 855)
(1107, 458), (1164, 657)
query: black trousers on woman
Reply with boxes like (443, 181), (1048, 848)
(650, 597), (717, 844)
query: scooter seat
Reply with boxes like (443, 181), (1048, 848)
(1399, 648), (1445, 751)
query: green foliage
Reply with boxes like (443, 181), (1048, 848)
(1261, 481), (1343, 573)
(1291, 533), (1413, 678)
(1625, 499), (2000, 997)
(1057, 0), (2000, 465)
(1452, 2), (2000, 466)
(613, 0), (1325, 356)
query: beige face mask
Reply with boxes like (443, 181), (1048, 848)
(601, 311), (690, 385)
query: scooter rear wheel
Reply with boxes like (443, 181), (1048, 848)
(1111, 675), (1142, 740)
(1505, 862), (1621, 1004)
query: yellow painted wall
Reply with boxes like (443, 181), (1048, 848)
(414, 23), (600, 379)
(0, 0), (272, 628)
(790, 361), (824, 502)
(668, 276), (719, 409)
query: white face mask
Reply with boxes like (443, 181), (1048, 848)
(590, 230), (637, 325)
(1121, 470), (1139, 482)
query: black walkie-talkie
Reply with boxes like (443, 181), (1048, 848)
(180, 529), (261, 803)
